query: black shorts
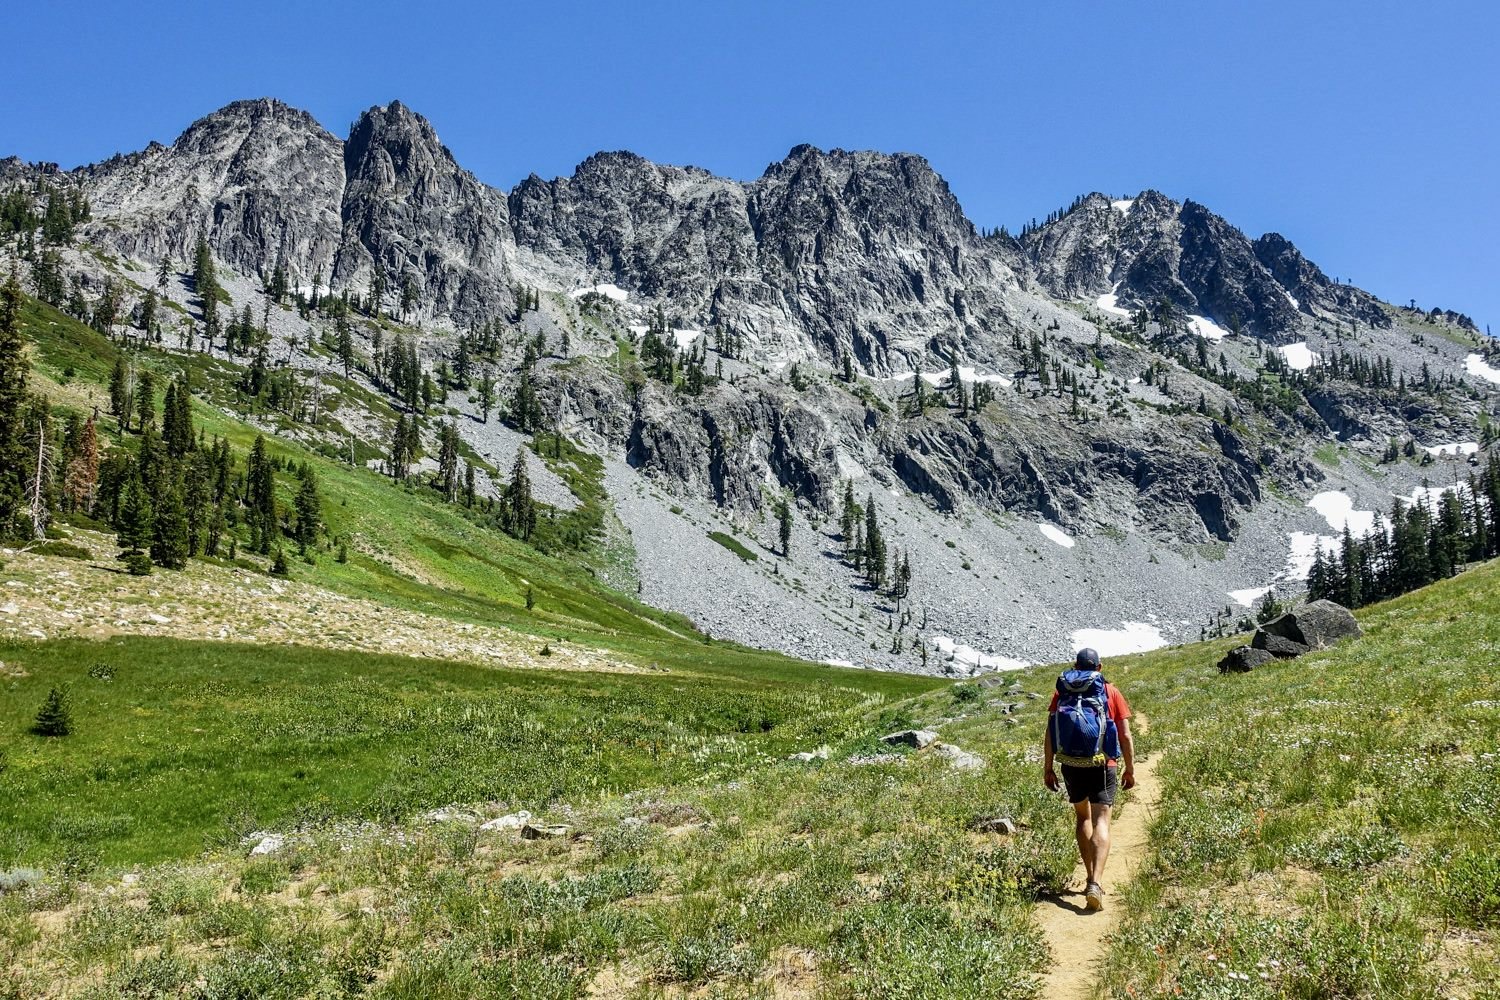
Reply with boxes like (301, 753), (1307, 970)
(1061, 764), (1118, 806)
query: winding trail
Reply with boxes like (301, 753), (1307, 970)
(1034, 717), (1162, 1000)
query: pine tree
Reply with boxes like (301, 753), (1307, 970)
(32, 686), (71, 736)
(477, 368), (496, 423)
(0, 271), (29, 538)
(463, 461), (476, 508)
(134, 369), (156, 432)
(776, 496), (793, 557)
(246, 435), (277, 554)
(64, 414), (100, 513)
(336, 313), (354, 377)
(437, 422), (460, 502)
(501, 450), (537, 541)
(150, 470), (190, 569)
(294, 466), (321, 554)
(117, 475), (154, 555)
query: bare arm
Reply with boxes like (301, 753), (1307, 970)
(1118, 717), (1135, 787)
(1042, 718), (1057, 788)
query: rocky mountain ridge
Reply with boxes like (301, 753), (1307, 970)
(3, 96), (1495, 671)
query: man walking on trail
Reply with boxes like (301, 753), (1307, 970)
(1043, 647), (1135, 912)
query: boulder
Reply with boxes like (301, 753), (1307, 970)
(788, 746), (831, 762)
(520, 822), (571, 840)
(970, 815), (1019, 835)
(931, 742), (985, 770)
(1218, 646), (1276, 673)
(480, 810), (531, 832)
(1260, 600), (1362, 649)
(881, 729), (940, 749)
(1250, 630), (1310, 659)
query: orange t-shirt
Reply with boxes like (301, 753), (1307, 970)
(1048, 683), (1132, 767)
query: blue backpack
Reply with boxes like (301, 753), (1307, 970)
(1052, 669), (1119, 767)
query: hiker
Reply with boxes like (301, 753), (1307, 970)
(1042, 647), (1135, 911)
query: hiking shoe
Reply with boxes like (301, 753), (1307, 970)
(1085, 882), (1104, 911)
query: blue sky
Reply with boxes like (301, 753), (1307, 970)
(2, 0), (1495, 330)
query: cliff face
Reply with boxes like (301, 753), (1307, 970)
(333, 102), (516, 325)
(6, 97), (1487, 549)
(78, 99), (345, 285)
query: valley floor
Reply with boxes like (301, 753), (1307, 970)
(2, 559), (1496, 997)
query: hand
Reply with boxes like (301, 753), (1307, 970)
(1121, 768), (1136, 791)
(1044, 769), (1059, 792)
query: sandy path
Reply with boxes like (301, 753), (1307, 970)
(1034, 717), (1162, 999)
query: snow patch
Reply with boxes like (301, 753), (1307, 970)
(820, 659), (857, 669)
(1465, 354), (1500, 385)
(569, 283), (629, 303)
(1228, 586), (1273, 608)
(1423, 441), (1480, 457)
(1278, 342), (1318, 371)
(1111, 199), (1135, 216)
(882, 366), (1012, 388)
(1069, 622), (1167, 658)
(931, 635), (1029, 672)
(1188, 315), (1229, 341)
(1285, 532), (1339, 581)
(1284, 290), (1301, 310)
(1095, 282), (1130, 318)
(1307, 492), (1377, 536)
(671, 328), (703, 349)
(1037, 523), (1076, 548)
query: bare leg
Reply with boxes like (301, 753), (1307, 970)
(1089, 803), (1113, 885)
(1073, 801), (1094, 883)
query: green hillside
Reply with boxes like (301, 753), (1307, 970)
(3, 541), (1496, 996)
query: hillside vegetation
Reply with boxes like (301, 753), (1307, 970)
(3, 549), (1496, 996)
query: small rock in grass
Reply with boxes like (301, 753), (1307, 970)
(246, 833), (284, 856)
(1218, 645), (1275, 673)
(970, 815), (1019, 835)
(880, 729), (939, 749)
(520, 822), (571, 840)
(480, 811), (532, 832)
(932, 742), (985, 770)
(423, 806), (478, 824)
(788, 746), (831, 762)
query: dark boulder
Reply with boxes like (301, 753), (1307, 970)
(1250, 630), (1311, 659)
(1258, 600), (1361, 650)
(1218, 646), (1276, 673)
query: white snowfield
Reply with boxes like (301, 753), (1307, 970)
(1228, 585), (1274, 608)
(1111, 199), (1135, 216)
(1188, 315), (1229, 341)
(930, 635), (1028, 672)
(1466, 354), (1500, 385)
(569, 282), (630, 303)
(1284, 290), (1301, 310)
(1069, 622), (1167, 658)
(1307, 491), (1378, 537)
(1285, 531), (1339, 581)
(1095, 282), (1130, 318)
(1423, 441), (1480, 457)
(882, 366), (1012, 388)
(626, 324), (703, 349)
(1278, 342), (1318, 371)
(1037, 523), (1076, 548)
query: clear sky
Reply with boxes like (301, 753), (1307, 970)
(2, 0), (1495, 330)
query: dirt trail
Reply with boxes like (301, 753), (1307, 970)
(1034, 717), (1162, 1000)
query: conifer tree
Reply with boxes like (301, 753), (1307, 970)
(776, 496), (793, 557)
(0, 270), (29, 538)
(150, 470), (190, 569)
(293, 466), (321, 554)
(32, 686), (71, 736)
(64, 414), (100, 513)
(134, 369), (156, 432)
(477, 368), (496, 423)
(501, 450), (536, 541)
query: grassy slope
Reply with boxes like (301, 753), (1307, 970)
(1, 560), (1495, 997)
(1101, 558), (1500, 999)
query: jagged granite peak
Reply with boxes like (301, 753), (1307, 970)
(75, 97), (346, 285)
(509, 150), (756, 310)
(332, 101), (515, 325)
(1027, 190), (1316, 335)
(1253, 232), (1389, 327)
